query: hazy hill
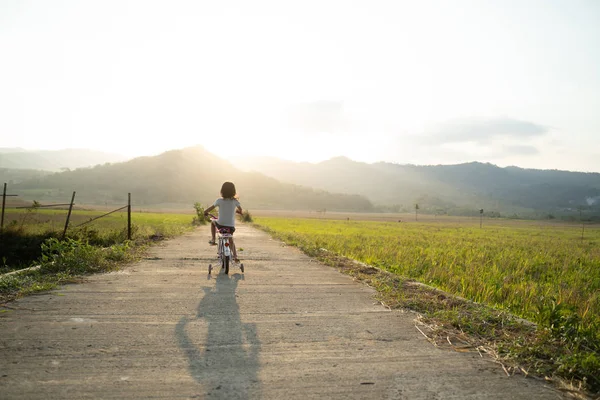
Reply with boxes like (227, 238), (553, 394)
(408, 162), (600, 211)
(0, 148), (130, 171)
(0, 168), (54, 185)
(233, 156), (600, 216)
(8, 147), (373, 212)
(233, 156), (482, 211)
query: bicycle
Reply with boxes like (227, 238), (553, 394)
(207, 214), (244, 275)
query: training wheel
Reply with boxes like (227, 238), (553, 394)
(240, 263), (244, 273)
(208, 264), (212, 275)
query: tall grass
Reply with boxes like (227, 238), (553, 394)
(1, 208), (194, 238)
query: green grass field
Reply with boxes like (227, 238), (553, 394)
(1, 207), (195, 237)
(253, 217), (600, 334)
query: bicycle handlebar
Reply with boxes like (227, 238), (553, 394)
(204, 210), (244, 220)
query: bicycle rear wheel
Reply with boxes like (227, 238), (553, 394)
(224, 255), (230, 274)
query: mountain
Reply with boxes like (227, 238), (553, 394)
(5, 147), (374, 212)
(0, 168), (54, 185)
(233, 156), (481, 210)
(0, 148), (130, 171)
(233, 156), (600, 216)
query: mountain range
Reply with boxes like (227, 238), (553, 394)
(0, 148), (129, 171)
(1, 146), (599, 218)
(232, 156), (600, 217)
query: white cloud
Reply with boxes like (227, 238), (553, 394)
(423, 117), (548, 145)
(500, 145), (539, 156)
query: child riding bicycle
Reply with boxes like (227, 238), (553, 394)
(203, 181), (243, 262)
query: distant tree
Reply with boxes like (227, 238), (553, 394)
(415, 203), (419, 221)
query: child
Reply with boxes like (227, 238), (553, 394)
(203, 181), (243, 262)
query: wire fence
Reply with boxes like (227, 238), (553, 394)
(1, 184), (132, 239)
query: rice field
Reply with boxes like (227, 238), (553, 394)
(253, 216), (600, 332)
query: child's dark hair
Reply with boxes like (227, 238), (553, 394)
(220, 182), (237, 199)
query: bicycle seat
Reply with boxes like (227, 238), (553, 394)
(218, 227), (235, 235)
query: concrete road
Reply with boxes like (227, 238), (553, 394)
(0, 225), (563, 399)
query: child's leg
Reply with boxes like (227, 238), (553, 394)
(230, 237), (238, 261)
(210, 221), (216, 242)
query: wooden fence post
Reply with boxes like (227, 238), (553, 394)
(1, 183), (19, 233)
(62, 191), (76, 238)
(127, 193), (131, 240)
(1, 183), (6, 233)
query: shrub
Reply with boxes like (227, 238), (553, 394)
(240, 210), (253, 223)
(192, 202), (210, 225)
(39, 238), (109, 275)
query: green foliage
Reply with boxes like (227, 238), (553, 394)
(192, 202), (209, 225)
(0, 274), (24, 292)
(240, 209), (253, 223)
(39, 238), (109, 274)
(39, 237), (134, 274)
(532, 299), (600, 391)
(69, 225), (138, 246)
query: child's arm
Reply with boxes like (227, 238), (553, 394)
(236, 205), (243, 215)
(204, 205), (216, 216)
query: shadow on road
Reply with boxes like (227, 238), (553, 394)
(175, 272), (261, 398)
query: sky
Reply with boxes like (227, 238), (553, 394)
(1, 0), (599, 172)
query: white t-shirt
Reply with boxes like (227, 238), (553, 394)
(213, 198), (241, 227)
